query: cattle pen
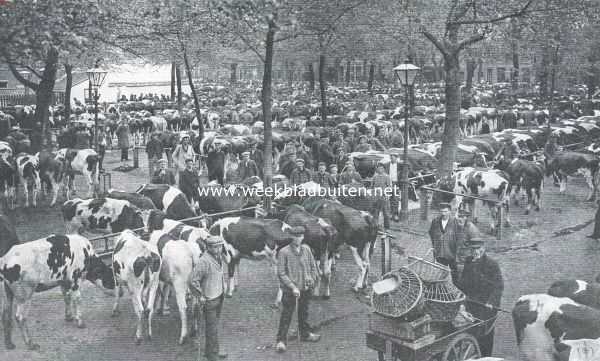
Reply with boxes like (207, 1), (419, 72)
(89, 206), (259, 261)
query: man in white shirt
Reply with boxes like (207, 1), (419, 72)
(389, 153), (400, 222)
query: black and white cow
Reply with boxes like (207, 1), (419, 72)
(107, 189), (157, 210)
(512, 294), (600, 361)
(498, 159), (545, 214)
(301, 197), (379, 292)
(0, 209), (18, 257)
(62, 198), (144, 235)
(55, 148), (99, 200)
(38, 150), (65, 207)
(548, 279), (600, 309)
(111, 229), (162, 344)
(16, 153), (41, 208)
(0, 234), (114, 350)
(0, 153), (17, 209)
(546, 152), (600, 201)
(209, 216), (295, 297)
(135, 184), (202, 225)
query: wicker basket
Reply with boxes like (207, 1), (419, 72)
(371, 267), (424, 319)
(422, 279), (466, 322)
(407, 255), (450, 283)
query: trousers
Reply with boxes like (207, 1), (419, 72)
(202, 294), (224, 361)
(277, 290), (312, 343)
(390, 181), (399, 216)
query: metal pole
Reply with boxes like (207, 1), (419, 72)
(94, 88), (99, 152)
(399, 82), (410, 221)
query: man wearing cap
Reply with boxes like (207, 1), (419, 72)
(289, 158), (312, 186)
(354, 135), (372, 153)
(372, 162), (392, 231)
(388, 124), (404, 148)
(314, 162), (336, 189)
(497, 138), (520, 164)
(207, 142), (226, 185)
(172, 134), (196, 183)
(190, 235), (229, 361)
(344, 128), (358, 152)
(249, 143), (263, 179)
(428, 202), (463, 284)
(457, 238), (503, 357)
(329, 164), (339, 188)
(151, 158), (176, 185)
(238, 151), (259, 181)
(339, 161), (362, 185)
(389, 153), (401, 222)
(335, 147), (350, 171)
(315, 134), (335, 170)
(179, 158), (200, 205)
(116, 118), (130, 168)
(146, 132), (164, 177)
(456, 210), (481, 269)
(276, 226), (321, 353)
(544, 134), (560, 186)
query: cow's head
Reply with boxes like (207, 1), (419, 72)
(142, 209), (167, 232)
(85, 254), (116, 290)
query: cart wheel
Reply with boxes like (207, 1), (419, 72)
(442, 333), (481, 361)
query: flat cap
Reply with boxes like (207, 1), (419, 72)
(296, 158), (305, 163)
(206, 235), (225, 246)
(465, 237), (485, 248)
(439, 202), (451, 210)
(289, 226), (306, 236)
(242, 151), (250, 156)
(318, 161), (326, 167)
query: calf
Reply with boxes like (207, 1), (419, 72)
(112, 230), (162, 344)
(0, 234), (114, 350)
(512, 294), (600, 361)
(209, 216), (295, 297)
(135, 184), (202, 225)
(62, 198), (144, 235)
(16, 153), (41, 208)
(56, 148), (99, 199)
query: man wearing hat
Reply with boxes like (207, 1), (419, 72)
(289, 158), (312, 186)
(172, 133), (196, 183)
(249, 143), (263, 179)
(344, 128), (358, 152)
(116, 117), (130, 168)
(314, 162), (335, 189)
(456, 210), (481, 269)
(457, 238), (503, 357)
(339, 161), (362, 185)
(276, 226), (321, 353)
(329, 164), (339, 188)
(238, 151), (259, 181)
(372, 162), (392, 231)
(146, 132), (164, 177)
(544, 133), (560, 185)
(497, 138), (520, 164)
(354, 135), (372, 152)
(335, 147), (350, 172)
(315, 133), (335, 171)
(190, 235), (229, 361)
(151, 158), (176, 185)
(179, 157), (200, 205)
(428, 202), (463, 284)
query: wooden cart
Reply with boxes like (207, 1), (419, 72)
(366, 314), (499, 361)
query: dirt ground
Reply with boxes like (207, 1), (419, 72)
(2, 150), (599, 361)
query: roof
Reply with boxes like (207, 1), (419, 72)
(54, 72), (89, 91)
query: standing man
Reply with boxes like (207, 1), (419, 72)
(457, 238), (503, 357)
(372, 162), (391, 231)
(206, 143), (226, 185)
(146, 132), (163, 177)
(428, 202), (463, 284)
(314, 162), (335, 189)
(389, 153), (400, 222)
(249, 143), (263, 179)
(238, 151), (259, 181)
(329, 164), (339, 188)
(339, 161), (362, 185)
(289, 158), (312, 186)
(190, 235), (229, 361)
(179, 158), (200, 205)
(335, 148), (349, 172)
(152, 159), (176, 185)
(116, 118), (130, 169)
(456, 210), (481, 271)
(276, 226), (321, 353)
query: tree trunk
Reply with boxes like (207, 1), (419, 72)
(367, 62), (375, 94)
(176, 64), (182, 112)
(35, 47), (59, 149)
(319, 52), (328, 123)
(333, 58), (341, 85)
(539, 45), (550, 99)
(285, 60), (294, 88)
(345, 60), (351, 86)
(262, 20), (276, 212)
(362, 59), (368, 82)
(377, 62), (384, 82)
(463, 58), (476, 108)
(171, 62), (176, 101)
(183, 50), (203, 140)
(230, 63), (237, 85)
(308, 63), (315, 93)
(64, 63), (73, 122)
(510, 19), (520, 93)
(549, 44), (560, 112)
(438, 54), (461, 179)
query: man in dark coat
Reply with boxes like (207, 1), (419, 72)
(207, 143), (226, 185)
(238, 151), (259, 181)
(457, 238), (503, 357)
(313, 162), (335, 189)
(428, 202), (463, 284)
(335, 148), (349, 172)
(146, 132), (164, 177)
(316, 134), (335, 170)
(152, 159), (176, 185)
(249, 143), (263, 179)
(179, 158), (200, 204)
(289, 158), (312, 186)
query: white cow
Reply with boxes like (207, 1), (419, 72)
(55, 148), (99, 199)
(16, 153), (41, 207)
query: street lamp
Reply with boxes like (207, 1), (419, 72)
(393, 60), (420, 222)
(86, 68), (108, 152)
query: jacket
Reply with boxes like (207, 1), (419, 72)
(146, 138), (163, 159)
(457, 221), (481, 264)
(151, 168), (176, 185)
(289, 167), (312, 186)
(355, 143), (372, 153)
(428, 215), (463, 260)
(339, 170), (362, 185)
(116, 124), (130, 149)
(277, 244), (320, 292)
(388, 130), (404, 148)
(314, 171), (336, 188)
(190, 252), (226, 300)
(458, 254), (503, 320)
(238, 159), (259, 180)
(178, 168), (199, 201)
(172, 144), (196, 172)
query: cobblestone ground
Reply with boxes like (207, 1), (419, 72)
(2, 150), (598, 361)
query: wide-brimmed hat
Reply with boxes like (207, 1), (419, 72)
(185, 157), (194, 163)
(289, 226), (305, 236)
(206, 235), (225, 246)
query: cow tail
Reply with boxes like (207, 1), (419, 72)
(142, 261), (151, 311)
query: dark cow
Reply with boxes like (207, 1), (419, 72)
(107, 189), (157, 210)
(62, 198), (144, 235)
(209, 217), (295, 297)
(548, 279), (600, 309)
(546, 152), (600, 201)
(135, 184), (201, 225)
(301, 197), (378, 292)
(0, 153), (17, 209)
(498, 159), (545, 214)
(196, 183), (261, 216)
(280, 204), (337, 300)
(0, 210), (18, 257)
(512, 294), (600, 361)
(0, 234), (115, 350)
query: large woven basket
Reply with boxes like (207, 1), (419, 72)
(422, 279), (465, 322)
(407, 254), (450, 283)
(371, 267), (424, 319)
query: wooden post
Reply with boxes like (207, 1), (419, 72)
(133, 146), (140, 169)
(497, 202), (503, 240)
(381, 235), (391, 275)
(420, 188), (429, 220)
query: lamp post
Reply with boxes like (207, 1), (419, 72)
(393, 60), (420, 222)
(86, 68), (108, 153)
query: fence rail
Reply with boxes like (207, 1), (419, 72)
(0, 89), (65, 108)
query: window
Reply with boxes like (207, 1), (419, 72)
(487, 69), (493, 83)
(0, 81), (7, 88)
(497, 67), (506, 82)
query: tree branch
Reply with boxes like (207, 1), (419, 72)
(455, 32), (486, 55)
(451, 0), (535, 25)
(422, 30), (448, 58)
(8, 63), (39, 91)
